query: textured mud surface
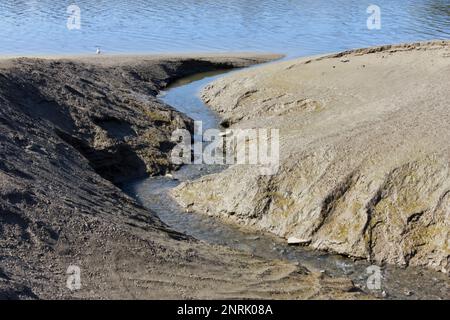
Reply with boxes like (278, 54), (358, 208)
(0, 54), (370, 299)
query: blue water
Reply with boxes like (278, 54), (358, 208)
(1, 0), (448, 57)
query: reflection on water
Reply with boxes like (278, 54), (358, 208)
(0, 0), (448, 56)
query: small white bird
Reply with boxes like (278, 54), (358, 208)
(96, 47), (101, 55)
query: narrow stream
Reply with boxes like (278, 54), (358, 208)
(123, 70), (449, 300)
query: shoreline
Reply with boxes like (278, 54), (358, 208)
(2, 38), (447, 61)
(0, 52), (284, 63)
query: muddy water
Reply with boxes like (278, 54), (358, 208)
(123, 71), (449, 300)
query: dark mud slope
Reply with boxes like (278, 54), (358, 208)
(0, 56), (277, 184)
(0, 54), (366, 300)
(0, 57), (353, 299)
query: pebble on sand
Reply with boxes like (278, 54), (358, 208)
(287, 237), (311, 246)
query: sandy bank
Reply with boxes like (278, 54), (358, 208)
(173, 41), (450, 273)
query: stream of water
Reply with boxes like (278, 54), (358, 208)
(123, 71), (449, 300)
(1, 0), (448, 56)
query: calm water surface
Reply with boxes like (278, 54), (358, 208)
(1, 0), (449, 56)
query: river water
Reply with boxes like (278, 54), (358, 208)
(123, 71), (449, 300)
(0, 0), (448, 56)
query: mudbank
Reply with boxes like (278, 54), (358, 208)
(0, 55), (279, 184)
(1, 54), (369, 299)
(173, 41), (450, 273)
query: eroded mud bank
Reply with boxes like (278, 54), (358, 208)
(2, 54), (366, 300)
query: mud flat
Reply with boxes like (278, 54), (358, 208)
(172, 41), (450, 274)
(0, 53), (371, 299)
